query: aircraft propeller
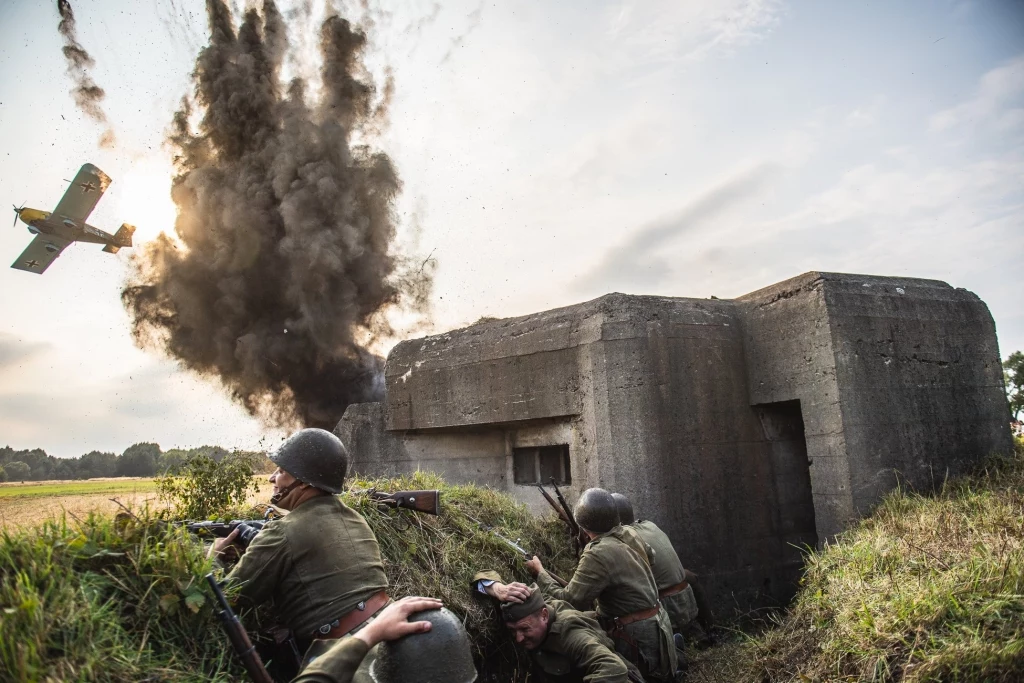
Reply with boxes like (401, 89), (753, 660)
(12, 203), (25, 228)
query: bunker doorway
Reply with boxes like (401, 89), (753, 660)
(755, 400), (818, 553)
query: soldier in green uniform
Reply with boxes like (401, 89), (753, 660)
(293, 597), (478, 683)
(472, 571), (642, 682)
(209, 429), (390, 662)
(525, 488), (677, 682)
(613, 493), (714, 643)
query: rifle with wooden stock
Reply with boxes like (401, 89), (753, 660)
(468, 513), (569, 587)
(365, 488), (441, 515)
(537, 480), (588, 555)
(205, 573), (274, 683)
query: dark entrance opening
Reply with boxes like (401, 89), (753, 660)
(754, 399), (818, 600)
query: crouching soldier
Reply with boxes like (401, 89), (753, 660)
(209, 428), (390, 672)
(473, 571), (643, 682)
(525, 488), (677, 682)
(295, 597), (478, 683)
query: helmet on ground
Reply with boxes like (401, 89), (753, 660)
(269, 428), (348, 493)
(370, 607), (477, 683)
(574, 487), (619, 534)
(611, 492), (635, 525)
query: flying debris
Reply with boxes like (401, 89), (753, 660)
(56, 0), (115, 147)
(10, 163), (136, 274)
(122, 1), (433, 430)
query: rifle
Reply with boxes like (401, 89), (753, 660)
(468, 514), (569, 587)
(205, 573), (274, 683)
(538, 481), (587, 556)
(368, 489), (440, 515)
(183, 520), (267, 547)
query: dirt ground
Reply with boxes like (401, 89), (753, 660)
(0, 478), (275, 529)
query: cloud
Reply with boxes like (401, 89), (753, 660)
(0, 333), (51, 374)
(576, 162), (777, 293)
(930, 54), (1024, 132)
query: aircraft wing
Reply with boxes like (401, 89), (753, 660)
(10, 235), (71, 274)
(52, 163), (111, 223)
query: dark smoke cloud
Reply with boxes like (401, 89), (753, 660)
(121, 0), (432, 430)
(56, 0), (115, 147)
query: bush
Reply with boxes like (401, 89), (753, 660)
(156, 453), (259, 519)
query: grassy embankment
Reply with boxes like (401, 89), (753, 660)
(0, 472), (575, 682)
(697, 438), (1024, 683)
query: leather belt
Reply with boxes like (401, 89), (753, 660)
(613, 605), (660, 627)
(313, 590), (390, 639)
(658, 580), (689, 599)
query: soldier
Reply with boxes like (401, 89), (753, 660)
(612, 493), (714, 643)
(472, 571), (643, 682)
(209, 428), (390, 664)
(525, 488), (677, 682)
(293, 598), (478, 683)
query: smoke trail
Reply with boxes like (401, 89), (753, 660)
(122, 0), (432, 430)
(56, 0), (115, 147)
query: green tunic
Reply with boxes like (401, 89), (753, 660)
(292, 638), (369, 683)
(631, 520), (698, 632)
(226, 495), (388, 638)
(534, 526), (676, 681)
(471, 571), (635, 682)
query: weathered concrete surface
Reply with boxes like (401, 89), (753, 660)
(337, 272), (1013, 614)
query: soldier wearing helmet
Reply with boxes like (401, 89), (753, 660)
(210, 428), (389, 666)
(525, 487), (677, 682)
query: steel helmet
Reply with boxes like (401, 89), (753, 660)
(269, 428), (349, 493)
(611, 492), (635, 525)
(574, 487), (619, 534)
(370, 607), (477, 683)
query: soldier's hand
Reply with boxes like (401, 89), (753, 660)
(487, 581), (532, 603)
(207, 528), (241, 560)
(356, 596), (443, 648)
(525, 555), (543, 576)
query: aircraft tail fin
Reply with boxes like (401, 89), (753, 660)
(113, 223), (136, 248)
(103, 244), (120, 254)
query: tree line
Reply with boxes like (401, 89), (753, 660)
(0, 443), (274, 483)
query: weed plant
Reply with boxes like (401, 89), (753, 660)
(745, 446), (1024, 682)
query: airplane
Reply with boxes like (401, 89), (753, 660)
(10, 163), (136, 274)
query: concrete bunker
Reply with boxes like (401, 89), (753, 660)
(336, 271), (1013, 613)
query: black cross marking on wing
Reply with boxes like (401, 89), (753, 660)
(79, 181), (98, 193)
(25, 259), (40, 268)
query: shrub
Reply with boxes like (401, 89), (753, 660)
(4, 461), (30, 482)
(156, 453), (259, 519)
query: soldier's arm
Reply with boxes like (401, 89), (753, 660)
(536, 551), (605, 611)
(290, 638), (368, 683)
(224, 520), (290, 607)
(561, 626), (630, 683)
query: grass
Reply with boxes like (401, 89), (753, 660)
(0, 471), (575, 681)
(727, 441), (1024, 683)
(0, 479), (159, 499)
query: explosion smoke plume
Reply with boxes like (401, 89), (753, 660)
(56, 0), (115, 147)
(122, 0), (432, 429)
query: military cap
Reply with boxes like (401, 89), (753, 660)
(501, 589), (547, 622)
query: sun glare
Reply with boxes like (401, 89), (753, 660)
(115, 165), (178, 244)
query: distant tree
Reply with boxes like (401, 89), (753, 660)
(79, 451), (118, 479)
(1006, 351), (1024, 421)
(0, 465), (7, 482)
(158, 449), (189, 475)
(116, 443), (162, 477)
(5, 461), (31, 482)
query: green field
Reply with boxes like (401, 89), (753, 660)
(0, 479), (158, 499)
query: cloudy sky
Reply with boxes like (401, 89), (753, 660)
(0, 0), (1021, 457)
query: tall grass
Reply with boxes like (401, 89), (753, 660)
(0, 472), (575, 681)
(742, 445), (1024, 682)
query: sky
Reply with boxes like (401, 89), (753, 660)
(0, 0), (1021, 458)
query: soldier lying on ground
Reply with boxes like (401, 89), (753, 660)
(293, 596), (478, 683)
(209, 428), (390, 673)
(473, 570), (643, 682)
(525, 488), (679, 683)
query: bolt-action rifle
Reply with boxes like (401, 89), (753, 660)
(367, 489), (441, 515)
(468, 513), (569, 587)
(183, 519), (267, 546)
(205, 573), (274, 683)
(537, 480), (588, 556)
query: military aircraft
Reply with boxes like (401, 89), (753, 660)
(10, 163), (136, 274)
